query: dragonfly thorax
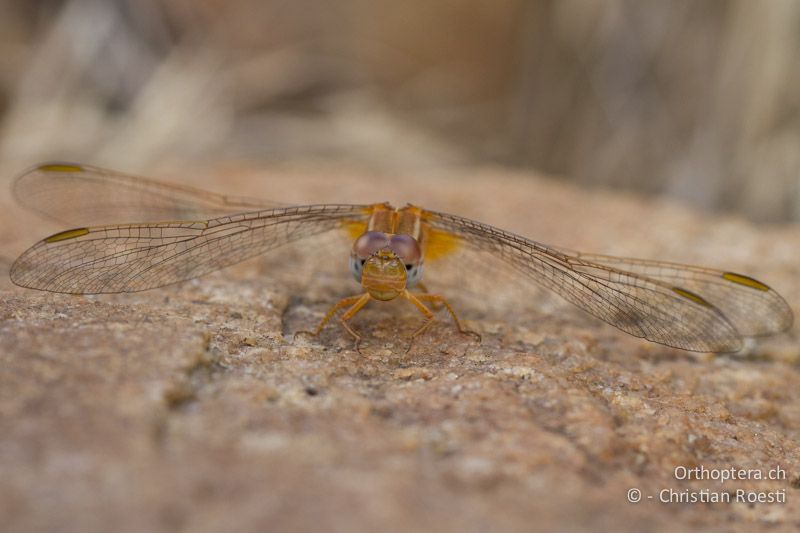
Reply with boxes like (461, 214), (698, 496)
(350, 231), (424, 300)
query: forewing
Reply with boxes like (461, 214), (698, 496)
(558, 252), (793, 337)
(422, 209), (752, 352)
(12, 162), (282, 226)
(10, 204), (370, 294)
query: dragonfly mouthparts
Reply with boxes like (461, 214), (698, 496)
(361, 250), (407, 301)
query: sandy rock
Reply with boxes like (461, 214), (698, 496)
(1, 165), (798, 532)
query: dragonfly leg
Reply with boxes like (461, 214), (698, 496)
(402, 290), (437, 353)
(411, 292), (482, 344)
(413, 282), (442, 310)
(338, 293), (372, 353)
(295, 293), (370, 348)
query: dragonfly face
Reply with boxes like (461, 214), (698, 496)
(350, 231), (423, 301)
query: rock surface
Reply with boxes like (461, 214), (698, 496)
(1, 164), (798, 532)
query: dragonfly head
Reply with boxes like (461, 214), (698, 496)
(351, 231), (423, 301)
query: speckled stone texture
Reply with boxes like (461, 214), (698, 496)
(1, 164), (798, 532)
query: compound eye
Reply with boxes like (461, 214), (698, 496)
(353, 231), (390, 258)
(389, 234), (421, 264)
(349, 255), (364, 282)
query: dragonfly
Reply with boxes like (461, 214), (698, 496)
(9, 163), (794, 353)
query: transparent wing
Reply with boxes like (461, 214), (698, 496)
(10, 204), (370, 294)
(12, 162), (283, 226)
(555, 252), (793, 337)
(422, 210), (793, 352)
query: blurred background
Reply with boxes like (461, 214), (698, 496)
(0, 0), (798, 222)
